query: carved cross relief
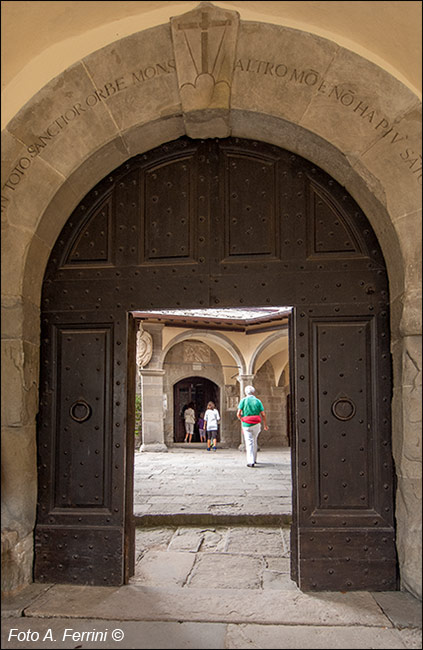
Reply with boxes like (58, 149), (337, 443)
(171, 2), (239, 134)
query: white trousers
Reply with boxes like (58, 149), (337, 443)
(242, 424), (261, 465)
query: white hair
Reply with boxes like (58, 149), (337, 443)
(245, 385), (255, 395)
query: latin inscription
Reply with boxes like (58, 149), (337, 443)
(2, 54), (421, 213)
(234, 58), (422, 186)
(1, 59), (176, 213)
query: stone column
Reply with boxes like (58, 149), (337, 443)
(236, 374), (255, 451)
(138, 323), (167, 452)
(140, 368), (167, 452)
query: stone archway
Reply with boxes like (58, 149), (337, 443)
(161, 330), (247, 375)
(248, 331), (289, 377)
(1, 3), (420, 597)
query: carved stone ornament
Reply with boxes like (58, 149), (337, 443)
(184, 341), (211, 363)
(171, 1), (239, 136)
(137, 327), (153, 369)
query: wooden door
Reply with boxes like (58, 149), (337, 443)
(36, 137), (397, 590)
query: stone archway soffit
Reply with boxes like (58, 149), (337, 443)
(248, 330), (289, 375)
(2, 3), (421, 316)
(277, 361), (289, 388)
(161, 330), (247, 375)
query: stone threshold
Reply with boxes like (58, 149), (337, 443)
(169, 443), (231, 449)
(134, 513), (292, 527)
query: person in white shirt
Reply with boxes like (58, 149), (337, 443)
(204, 401), (220, 451)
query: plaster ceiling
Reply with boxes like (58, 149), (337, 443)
(1, 1), (421, 128)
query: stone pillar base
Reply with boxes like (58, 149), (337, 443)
(140, 443), (168, 453)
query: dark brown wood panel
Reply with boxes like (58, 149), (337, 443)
(308, 182), (362, 257)
(223, 151), (278, 259)
(54, 326), (112, 509)
(142, 156), (197, 263)
(65, 194), (113, 266)
(34, 527), (123, 585)
(313, 318), (373, 511)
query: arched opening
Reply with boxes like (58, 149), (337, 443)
(173, 376), (220, 443)
(34, 136), (397, 592)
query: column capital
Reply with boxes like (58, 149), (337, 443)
(139, 368), (166, 377)
(140, 322), (165, 334)
(237, 374), (255, 384)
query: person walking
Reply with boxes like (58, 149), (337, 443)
(237, 385), (268, 467)
(198, 412), (206, 442)
(204, 401), (220, 451)
(183, 402), (196, 443)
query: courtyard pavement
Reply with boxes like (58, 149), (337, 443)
(2, 447), (421, 649)
(133, 445), (292, 524)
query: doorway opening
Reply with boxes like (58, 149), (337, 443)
(131, 306), (293, 572)
(130, 306), (293, 588)
(174, 377), (219, 443)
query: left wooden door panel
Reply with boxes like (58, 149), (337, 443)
(35, 319), (126, 585)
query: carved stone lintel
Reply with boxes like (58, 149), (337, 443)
(171, 1), (239, 137)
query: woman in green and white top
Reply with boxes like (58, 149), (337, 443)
(237, 386), (268, 467)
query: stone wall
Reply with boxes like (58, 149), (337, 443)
(254, 361), (289, 447)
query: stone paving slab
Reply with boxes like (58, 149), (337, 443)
(3, 618), (420, 650)
(225, 622), (422, 649)
(23, 584), (393, 627)
(1, 584), (53, 618)
(371, 591), (422, 629)
(225, 527), (288, 556)
(133, 550), (196, 587)
(187, 554), (265, 590)
(133, 525), (293, 593)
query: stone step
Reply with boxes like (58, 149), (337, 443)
(22, 583), (396, 628)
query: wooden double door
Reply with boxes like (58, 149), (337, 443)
(35, 137), (397, 591)
(174, 377), (219, 442)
